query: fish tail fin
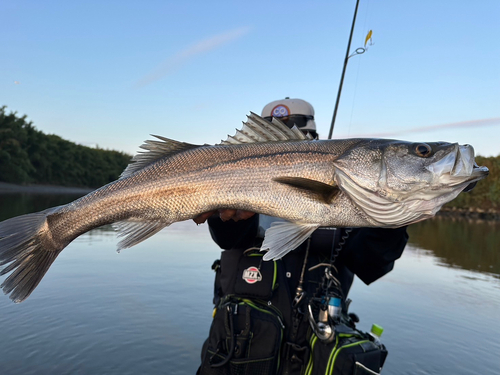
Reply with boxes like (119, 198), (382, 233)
(0, 207), (63, 303)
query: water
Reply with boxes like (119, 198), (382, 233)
(0, 193), (499, 375)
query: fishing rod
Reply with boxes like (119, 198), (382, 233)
(310, 0), (363, 343)
(328, 0), (360, 140)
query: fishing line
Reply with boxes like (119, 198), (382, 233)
(347, 50), (362, 137)
(347, 0), (372, 137)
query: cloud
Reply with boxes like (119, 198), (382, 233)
(337, 118), (500, 138)
(134, 26), (251, 88)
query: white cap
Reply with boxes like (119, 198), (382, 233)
(261, 98), (316, 132)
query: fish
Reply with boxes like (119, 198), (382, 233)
(0, 113), (489, 303)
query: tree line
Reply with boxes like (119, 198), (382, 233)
(0, 106), (131, 188)
(443, 154), (499, 212)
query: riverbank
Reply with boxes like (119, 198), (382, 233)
(437, 206), (500, 221)
(0, 182), (93, 195)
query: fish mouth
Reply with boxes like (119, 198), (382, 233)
(430, 144), (489, 188)
(463, 162), (489, 191)
(453, 146), (489, 188)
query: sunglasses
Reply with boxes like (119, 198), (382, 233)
(263, 115), (317, 139)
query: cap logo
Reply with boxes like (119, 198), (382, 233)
(242, 266), (263, 284)
(271, 105), (290, 118)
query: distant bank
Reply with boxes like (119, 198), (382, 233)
(438, 206), (500, 221)
(0, 106), (131, 189)
(0, 182), (93, 195)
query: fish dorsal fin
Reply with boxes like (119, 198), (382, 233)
(112, 219), (171, 250)
(120, 135), (201, 178)
(273, 177), (340, 203)
(261, 222), (319, 260)
(220, 112), (312, 145)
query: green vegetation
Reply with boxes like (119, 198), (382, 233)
(444, 155), (500, 212)
(0, 106), (131, 188)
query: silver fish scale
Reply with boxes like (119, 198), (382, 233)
(44, 139), (366, 249)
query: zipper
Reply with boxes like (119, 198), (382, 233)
(325, 336), (340, 375)
(240, 299), (285, 329)
(247, 252), (278, 290)
(327, 338), (371, 375)
(305, 334), (318, 375)
(306, 333), (368, 375)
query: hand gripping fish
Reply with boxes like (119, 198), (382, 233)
(0, 114), (489, 302)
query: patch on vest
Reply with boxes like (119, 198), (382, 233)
(242, 266), (263, 284)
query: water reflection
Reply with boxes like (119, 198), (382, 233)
(0, 193), (499, 375)
(407, 217), (500, 278)
(0, 193), (84, 221)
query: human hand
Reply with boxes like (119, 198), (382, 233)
(193, 209), (256, 224)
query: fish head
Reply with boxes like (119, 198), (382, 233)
(333, 139), (489, 226)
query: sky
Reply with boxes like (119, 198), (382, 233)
(1, 0), (499, 157)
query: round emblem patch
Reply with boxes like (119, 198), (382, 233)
(271, 104), (290, 118)
(242, 266), (263, 284)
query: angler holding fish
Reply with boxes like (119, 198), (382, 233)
(0, 98), (488, 372)
(195, 98), (474, 375)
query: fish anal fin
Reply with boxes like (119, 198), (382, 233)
(262, 222), (319, 260)
(273, 177), (340, 203)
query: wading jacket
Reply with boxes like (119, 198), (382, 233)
(198, 215), (408, 375)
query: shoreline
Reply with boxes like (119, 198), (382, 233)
(436, 207), (500, 221)
(0, 182), (93, 195)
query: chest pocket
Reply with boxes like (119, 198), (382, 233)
(201, 299), (284, 375)
(220, 250), (278, 300)
(306, 329), (387, 375)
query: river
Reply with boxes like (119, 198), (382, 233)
(0, 192), (499, 375)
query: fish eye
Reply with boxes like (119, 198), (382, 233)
(415, 143), (432, 157)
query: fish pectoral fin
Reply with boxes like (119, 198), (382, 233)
(120, 136), (201, 179)
(112, 220), (170, 250)
(261, 222), (319, 260)
(273, 177), (340, 203)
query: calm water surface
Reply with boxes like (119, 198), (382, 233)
(0, 193), (499, 375)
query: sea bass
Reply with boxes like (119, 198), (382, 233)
(0, 114), (489, 302)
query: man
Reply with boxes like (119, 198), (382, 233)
(196, 98), (408, 375)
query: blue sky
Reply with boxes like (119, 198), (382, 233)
(1, 0), (499, 157)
